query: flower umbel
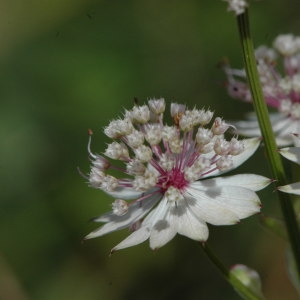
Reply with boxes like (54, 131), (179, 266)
(224, 34), (300, 146)
(85, 99), (270, 251)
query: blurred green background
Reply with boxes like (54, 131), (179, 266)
(1, 0), (300, 299)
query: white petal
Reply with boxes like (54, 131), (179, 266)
(194, 174), (271, 191)
(269, 113), (286, 122)
(85, 193), (161, 239)
(233, 113), (297, 147)
(112, 226), (151, 251)
(176, 203), (209, 241)
(235, 124), (262, 136)
(276, 118), (299, 133)
(148, 197), (174, 249)
(186, 185), (260, 224)
(270, 114), (292, 135)
(272, 117), (300, 146)
(233, 115), (260, 129)
(148, 208), (177, 250)
(149, 199), (210, 249)
(278, 182), (300, 195)
(105, 186), (144, 199)
(184, 187), (240, 225)
(214, 188), (260, 219)
(276, 135), (294, 147)
(143, 196), (168, 226)
(292, 134), (300, 147)
(279, 147), (300, 165)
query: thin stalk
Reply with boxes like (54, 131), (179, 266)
(236, 9), (300, 278)
(200, 243), (263, 300)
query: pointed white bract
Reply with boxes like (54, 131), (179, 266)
(224, 34), (300, 147)
(278, 138), (300, 195)
(85, 100), (270, 251)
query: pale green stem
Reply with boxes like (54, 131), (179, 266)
(236, 9), (300, 278)
(201, 243), (263, 300)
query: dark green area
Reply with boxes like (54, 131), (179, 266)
(1, 1), (299, 299)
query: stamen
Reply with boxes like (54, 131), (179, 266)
(87, 129), (97, 159)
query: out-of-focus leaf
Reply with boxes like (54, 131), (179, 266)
(286, 247), (300, 295)
(260, 215), (288, 240)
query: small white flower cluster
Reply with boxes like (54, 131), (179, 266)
(224, 34), (300, 146)
(223, 0), (248, 15)
(85, 99), (270, 251)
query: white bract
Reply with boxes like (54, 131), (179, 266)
(85, 99), (270, 251)
(278, 134), (300, 195)
(224, 34), (300, 146)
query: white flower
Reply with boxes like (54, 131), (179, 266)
(223, 0), (248, 15)
(223, 34), (300, 146)
(85, 100), (270, 251)
(278, 134), (300, 195)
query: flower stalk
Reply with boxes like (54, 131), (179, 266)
(201, 243), (264, 300)
(236, 9), (300, 278)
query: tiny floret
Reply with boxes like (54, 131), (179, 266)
(104, 118), (133, 138)
(84, 100), (270, 251)
(229, 138), (245, 155)
(148, 98), (166, 114)
(91, 155), (110, 171)
(212, 117), (231, 135)
(223, 0), (248, 15)
(134, 145), (153, 162)
(130, 105), (150, 124)
(126, 160), (146, 175)
(273, 34), (298, 56)
(104, 142), (129, 160)
(89, 167), (105, 189)
(144, 124), (163, 145)
(112, 199), (129, 216)
(216, 156), (233, 171)
(100, 175), (118, 192)
(126, 130), (144, 148)
(214, 138), (231, 155)
(196, 128), (214, 145)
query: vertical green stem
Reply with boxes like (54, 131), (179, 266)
(200, 243), (263, 300)
(236, 9), (300, 278)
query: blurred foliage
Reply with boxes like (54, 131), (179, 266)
(1, 0), (300, 299)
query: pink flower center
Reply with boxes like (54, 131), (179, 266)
(158, 168), (187, 193)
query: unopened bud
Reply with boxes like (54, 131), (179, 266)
(230, 264), (265, 299)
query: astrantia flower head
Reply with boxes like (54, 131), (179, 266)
(223, 0), (248, 15)
(85, 99), (270, 251)
(224, 34), (300, 146)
